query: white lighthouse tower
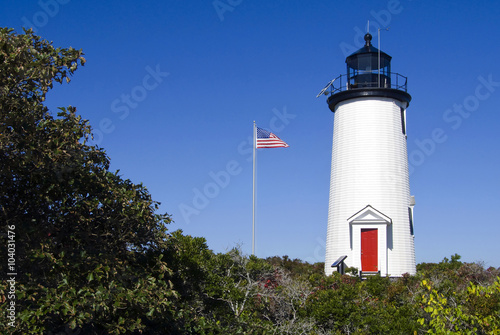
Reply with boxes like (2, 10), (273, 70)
(323, 33), (416, 277)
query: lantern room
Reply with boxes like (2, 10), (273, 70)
(346, 33), (391, 89)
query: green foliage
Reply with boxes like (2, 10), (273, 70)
(345, 266), (359, 276)
(419, 277), (500, 334)
(363, 273), (390, 297)
(0, 27), (177, 334)
(417, 253), (463, 275)
(306, 273), (362, 331)
(265, 255), (324, 281)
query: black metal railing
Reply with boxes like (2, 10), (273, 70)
(325, 72), (408, 96)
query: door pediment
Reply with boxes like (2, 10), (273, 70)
(348, 205), (392, 225)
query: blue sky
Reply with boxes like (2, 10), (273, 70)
(2, 0), (500, 267)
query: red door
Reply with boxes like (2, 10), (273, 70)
(361, 229), (378, 272)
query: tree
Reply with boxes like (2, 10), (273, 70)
(0, 27), (176, 334)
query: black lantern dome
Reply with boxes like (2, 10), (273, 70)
(325, 33), (411, 112)
(346, 33), (391, 89)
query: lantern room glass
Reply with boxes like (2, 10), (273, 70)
(346, 35), (392, 89)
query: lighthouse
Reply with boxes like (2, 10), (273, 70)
(322, 33), (416, 277)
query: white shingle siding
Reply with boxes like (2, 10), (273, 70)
(325, 96), (416, 277)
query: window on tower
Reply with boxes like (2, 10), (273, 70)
(408, 207), (414, 236)
(400, 107), (406, 136)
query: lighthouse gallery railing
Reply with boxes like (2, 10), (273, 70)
(326, 72), (408, 96)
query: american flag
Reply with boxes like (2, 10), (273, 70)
(256, 127), (289, 148)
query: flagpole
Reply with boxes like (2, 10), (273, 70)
(252, 121), (256, 255)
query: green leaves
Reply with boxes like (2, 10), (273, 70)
(87, 272), (94, 282)
(419, 276), (500, 334)
(0, 27), (178, 334)
(0, 28), (85, 103)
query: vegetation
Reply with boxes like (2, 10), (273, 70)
(1, 27), (500, 334)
